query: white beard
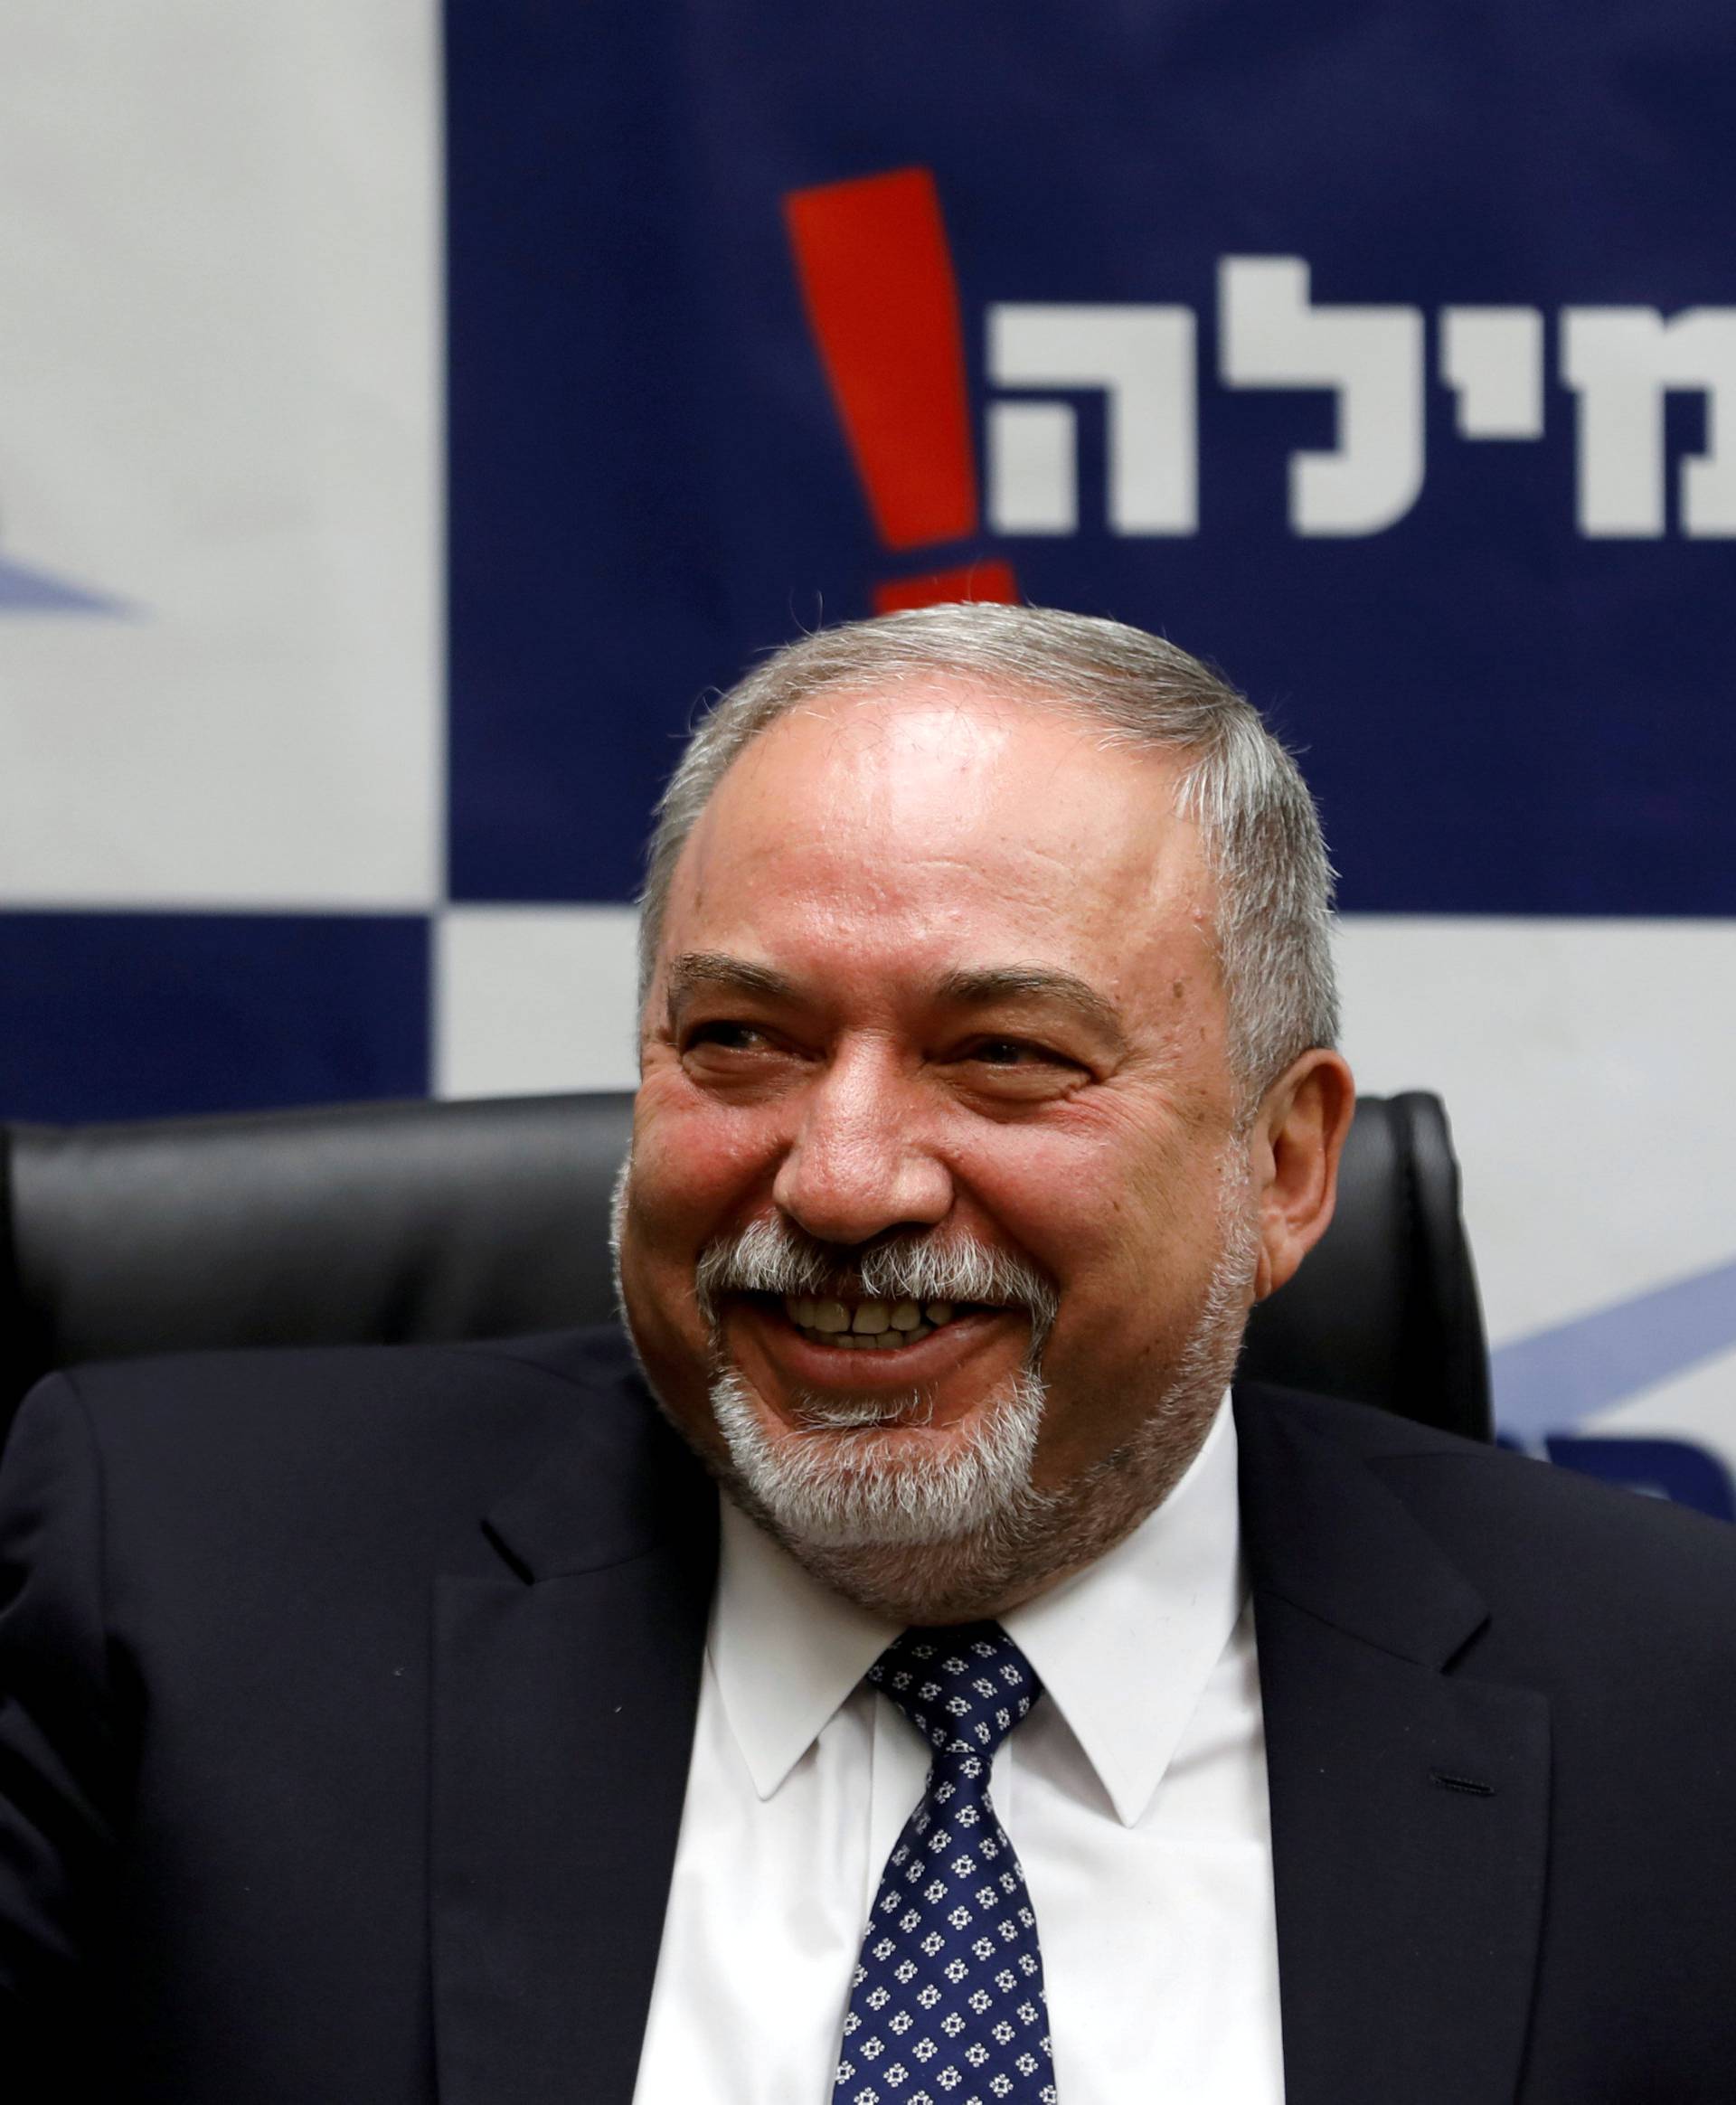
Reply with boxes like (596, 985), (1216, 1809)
(613, 1147), (1262, 1621)
(708, 1360), (1053, 1550)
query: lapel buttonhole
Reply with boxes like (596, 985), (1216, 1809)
(1429, 1770), (1496, 1797)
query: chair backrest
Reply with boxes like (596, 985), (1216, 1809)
(0, 1089), (1491, 1443)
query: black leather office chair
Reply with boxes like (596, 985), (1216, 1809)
(0, 1090), (1490, 1446)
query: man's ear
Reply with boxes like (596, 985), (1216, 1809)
(1247, 1049), (1356, 1304)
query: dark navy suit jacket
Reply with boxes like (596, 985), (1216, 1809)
(3, 1324), (1736, 2101)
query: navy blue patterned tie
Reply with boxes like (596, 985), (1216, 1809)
(831, 1624), (1057, 2105)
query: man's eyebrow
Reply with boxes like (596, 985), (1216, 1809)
(662, 953), (1127, 1047)
(664, 951), (799, 1016)
(933, 965), (1127, 1046)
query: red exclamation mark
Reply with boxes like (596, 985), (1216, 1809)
(784, 168), (1016, 615)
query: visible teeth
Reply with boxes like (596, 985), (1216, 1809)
(780, 1294), (967, 1336)
(781, 1313), (938, 1347)
(776, 1289), (954, 1349)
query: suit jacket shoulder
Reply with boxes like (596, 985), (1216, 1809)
(0, 1325), (712, 2101)
(1237, 1377), (1736, 1680)
(1233, 1379), (1736, 2105)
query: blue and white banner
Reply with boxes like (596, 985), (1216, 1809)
(0, 0), (440, 1108)
(2, 2), (1732, 1498)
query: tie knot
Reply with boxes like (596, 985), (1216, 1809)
(867, 1621), (1043, 1769)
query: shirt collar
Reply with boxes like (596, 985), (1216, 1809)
(709, 1392), (1243, 1826)
(711, 1496), (899, 1800)
(1002, 1394), (1245, 1826)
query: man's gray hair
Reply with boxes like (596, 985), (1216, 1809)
(638, 602), (1338, 1104)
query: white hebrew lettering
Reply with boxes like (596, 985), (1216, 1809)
(986, 401), (1077, 533)
(1218, 257), (1424, 535)
(1561, 307), (1736, 538)
(1441, 307), (1545, 439)
(986, 305), (1196, 534)
(980, 274), (1736, 542)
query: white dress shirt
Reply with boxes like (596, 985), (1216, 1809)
(631, 1398), (1284, 2103)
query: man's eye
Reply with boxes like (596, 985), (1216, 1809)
(961, 1038), (1072, 1071)
(972, 1039), (1040, 1066)
(684, 1020), (769, 1054)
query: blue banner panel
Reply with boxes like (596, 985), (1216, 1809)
(0, 913), (429, 1122)
(446, 1), (1736, 914)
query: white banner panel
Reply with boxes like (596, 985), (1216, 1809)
(0, 0), (440, 910)
(1337, 915), (1736, 1454)
(436, 905), (641, 1099)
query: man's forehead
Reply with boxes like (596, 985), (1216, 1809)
(693, 677), (1016, 824)
(658, 683), (1214, 984)
(688, 680), (1195, 868)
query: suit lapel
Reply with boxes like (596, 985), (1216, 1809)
(430, 1410), (715, 2105)
(1236, 1392), (1551, 2105)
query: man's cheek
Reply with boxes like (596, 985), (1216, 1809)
(616, 1180), (695, 1351)
(637, 1100), (768, 1213)
(620, 1219), (701, 1350)
(618, 1224), (716, 1425)
(624, 1128), (718, 1251)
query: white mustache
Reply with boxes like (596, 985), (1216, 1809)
(695, 1215), (1059, 1336)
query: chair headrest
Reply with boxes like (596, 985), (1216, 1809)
(0, 1088), (1489, 1442)
(1238, 1090), (1490, 1438)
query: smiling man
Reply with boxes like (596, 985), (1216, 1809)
(615, 621), (1347, 1646)
(608, 612), (1352, 2100)
(5, 606), (1736, 2104)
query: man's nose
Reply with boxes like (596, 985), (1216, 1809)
(771, 1050), (953, 1247)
